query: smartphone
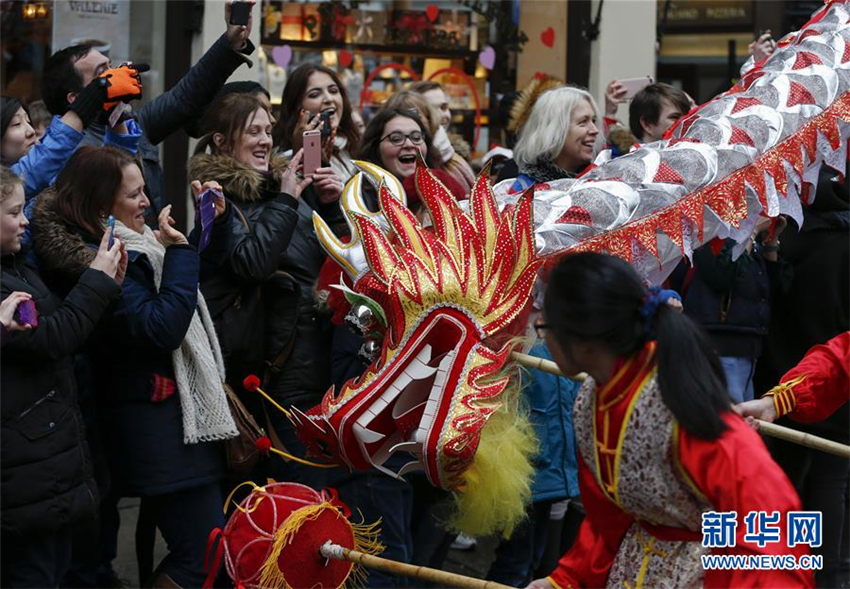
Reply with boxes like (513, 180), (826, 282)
(302, 129), (322, 177)
(230, 0), (250, 26)
(107, 215), (116, 249)
(620, 76), (654, 100)
(196, 189), (219, 254)
(319, 110), (332, 138)
(13, 299), (38, 328)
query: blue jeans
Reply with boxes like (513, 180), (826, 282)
(720, 356), (756, 403)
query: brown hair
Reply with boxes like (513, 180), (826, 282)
(54, 146), (141, 236)
(383, 91), (441, 137)
(0, 165), (23, 203)
(629, 83), (692, 141)
(273, 64), (361, 153)
(197, 93), (270, 155)
(408, 81), (444, 96)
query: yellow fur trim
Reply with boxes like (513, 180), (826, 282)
(447, 378), (537, 538)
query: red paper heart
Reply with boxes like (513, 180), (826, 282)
(339, 49), (353, 68)
(426, 5), (439, 22)
(541, 27), (555, 48)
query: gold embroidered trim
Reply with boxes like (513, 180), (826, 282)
(622, 528), (669, 589)
(671, 421), (709, 504)
(763, 374), (806, 418)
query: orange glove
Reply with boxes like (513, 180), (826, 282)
(100, 63), (148, 111)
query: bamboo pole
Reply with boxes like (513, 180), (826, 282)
(320, 542), (513, 589)
(511, 351), (585, 380)
(510, 351), (850, 459)
(757, 420), (850, 459)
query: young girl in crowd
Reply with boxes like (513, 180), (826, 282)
(1, 64), (141, 199)
(508, 86), (600, 191)
(0, 166), (125, 588)
(189, 91), (336, 490)
(273, 63), (358, 187)
(526, 252), (811, 589)
(32, 146), (236, 588)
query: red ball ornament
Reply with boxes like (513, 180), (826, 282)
(243, 374), (261, 392)
(215, 482), (381, 589)
(256, 436), (272, 453)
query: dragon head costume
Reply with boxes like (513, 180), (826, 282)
(288, 0), (850, 537)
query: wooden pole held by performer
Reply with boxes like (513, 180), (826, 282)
(510, 351), (850, 459)
(758, 420), (850, 459)
(320, 542), (513, 589)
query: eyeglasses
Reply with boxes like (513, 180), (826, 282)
(381, 131), (424, 146)
(534, 322), (550, 339)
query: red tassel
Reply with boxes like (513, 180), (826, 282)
(202, 528), (224, 589)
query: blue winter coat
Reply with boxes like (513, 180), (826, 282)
(525, 343), (581, 502)
(12, 116), (83, 199)
(89, 244), (225, 497)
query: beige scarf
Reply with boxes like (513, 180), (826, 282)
(114, 221), (238, 444)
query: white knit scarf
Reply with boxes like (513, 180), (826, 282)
(114, 221), (238, 444)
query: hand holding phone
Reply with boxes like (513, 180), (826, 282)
(107, 215), (116, 249)
(13, 299), (38, 328)
(196, 188), (221, 254)
(229, 0), (250, 26)
(302, 129), (322, 177)
(319, 110), (332, 138)
(619, 76), (654, 100)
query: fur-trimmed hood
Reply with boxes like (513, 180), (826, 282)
(31, 188), (97, 287)
(188, 152), (290, 204)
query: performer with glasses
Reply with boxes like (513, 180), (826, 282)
(526, 252), (811, 589)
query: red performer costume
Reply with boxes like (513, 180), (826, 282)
(763, 332), (849, 423)
(547, 342), (812, 589)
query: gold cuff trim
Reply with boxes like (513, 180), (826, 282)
(763, 374), (806, 418)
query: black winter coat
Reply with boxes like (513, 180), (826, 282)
(30, 196), (225, 496)
(680, 239), (788, 358)
(755, 165), (850, 443)
(188, 153), (343, 407)
(0, 254), (120, 533)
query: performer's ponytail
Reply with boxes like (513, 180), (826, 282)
(651, 300), (729, 439)
(544, 252), (729, 441)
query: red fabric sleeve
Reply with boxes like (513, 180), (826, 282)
(679, 413), (813, 588)
(548, 456), (634, 589)
(783, 331), (850, 423)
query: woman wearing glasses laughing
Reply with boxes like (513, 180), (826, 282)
(358, 106), (466, 208)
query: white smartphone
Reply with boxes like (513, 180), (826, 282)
(302, 130), (322, 177)
(620, 76), (655, 100)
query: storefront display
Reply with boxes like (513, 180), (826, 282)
(259, 0), (528, 156)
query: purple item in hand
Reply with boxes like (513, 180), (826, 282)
(14, 299), (38, 328)
(196, 188), (220, 254)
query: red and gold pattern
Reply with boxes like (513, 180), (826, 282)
(291, 0), (850, 538)
(297, 159), (539, 495)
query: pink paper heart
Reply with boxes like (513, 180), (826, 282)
(272, 45), (292, 68)
(479, 45), (496, 70)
